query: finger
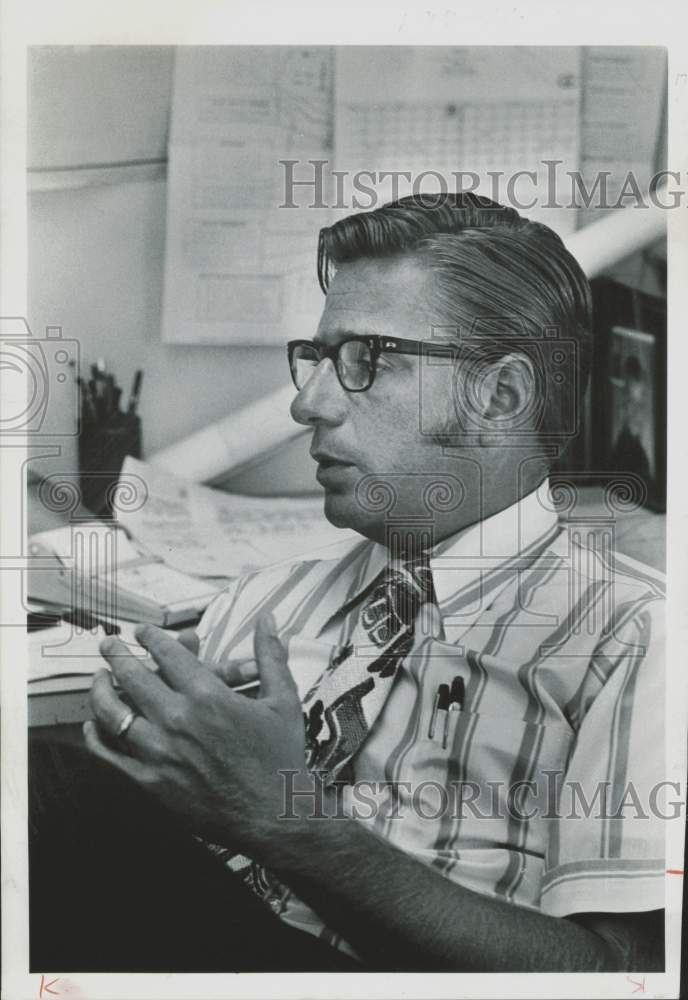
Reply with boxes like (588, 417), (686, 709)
(83, 719), (153, 785)
(89, 668), (156, 752)
(99, 636), (178, 721)
(213, 657), (259, 688)
(177, 628), (199, 656)
(253, 613), (298, 703)
(134, 624), (213, 694)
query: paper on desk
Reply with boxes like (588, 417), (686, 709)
(114, 561), (220, 607)
(116, 457), (356, 579)
(29, 522), (144, 567)
(28, 620), (150, 682)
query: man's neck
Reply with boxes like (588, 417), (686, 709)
(376, 483), (549, 562)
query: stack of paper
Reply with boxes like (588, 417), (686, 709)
(116, 456), (357, 579)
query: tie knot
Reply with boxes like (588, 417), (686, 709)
(385, 555), (435, 624)
(398, 553), (435, 600)
(360, 555), (435, 646)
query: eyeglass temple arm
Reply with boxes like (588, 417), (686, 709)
(379, 337), (458, 359)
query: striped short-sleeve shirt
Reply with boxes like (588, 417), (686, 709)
(197, 482), (666, 957)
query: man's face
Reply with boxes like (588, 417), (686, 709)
(290, 257), (474, 543)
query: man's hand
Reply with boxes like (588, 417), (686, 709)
(176, 627), (200, 656)
(177, 627), (259, 688)
(84, 613), (306, 856)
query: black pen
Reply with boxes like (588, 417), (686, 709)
(77, 376), (97, 424)
(449, 676), (465, 710)
(103, 374), (116, 419)
(443, 677), (465, 748)
(128, 369), (143, 414)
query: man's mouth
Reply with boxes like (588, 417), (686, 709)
(312, 452), (356, 484)
(311, 451), (355, 469)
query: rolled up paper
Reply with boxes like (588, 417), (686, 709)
(564, 187), (667, 278)
(149, 382), (305, 484)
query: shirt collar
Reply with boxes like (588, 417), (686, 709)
(428, 478), (560, 613)
(337, 478), (560, 617)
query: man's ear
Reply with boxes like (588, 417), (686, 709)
(477, 352), (537, 428)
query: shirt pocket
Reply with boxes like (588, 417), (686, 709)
(412, 708), (575, 805)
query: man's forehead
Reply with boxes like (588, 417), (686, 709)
(317, 257), (439, 337)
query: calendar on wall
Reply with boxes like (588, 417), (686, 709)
(162, 46), (665, 345)
(334, 47), (582, 237)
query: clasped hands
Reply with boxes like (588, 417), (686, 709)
(85, 613), (309, 858)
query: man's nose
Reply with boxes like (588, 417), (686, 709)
(290, 358), (347, 427)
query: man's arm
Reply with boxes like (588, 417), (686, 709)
(86, 616), (664, 973)
(264, 797), (664, 971)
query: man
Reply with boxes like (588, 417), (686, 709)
(31, 193), (665, 972)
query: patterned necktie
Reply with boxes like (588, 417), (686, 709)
(218, 554), (436, 909)
(301, 554), (436, 785)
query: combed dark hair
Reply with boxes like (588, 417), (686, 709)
(317, 192), (593, 447)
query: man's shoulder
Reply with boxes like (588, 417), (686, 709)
(197, 532), (371, 653)
(202, 532), (369, 624)
(548, 525), (665, 603)
(242, 532), (369, 590)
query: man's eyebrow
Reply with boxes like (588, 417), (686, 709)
(313, 328), (384, 346)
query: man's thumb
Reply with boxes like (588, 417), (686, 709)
(177, 628), (199, 656)
(254, 612), (298, 702)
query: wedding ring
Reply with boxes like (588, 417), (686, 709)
(116, 709), (137, 739)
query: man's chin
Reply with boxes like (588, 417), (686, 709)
(322, 492), (355, 529)
(322, 493), (385, 545)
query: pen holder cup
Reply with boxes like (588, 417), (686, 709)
(78, 414), (142, 517)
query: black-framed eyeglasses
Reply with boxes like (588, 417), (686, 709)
(287, 335), (449, 393)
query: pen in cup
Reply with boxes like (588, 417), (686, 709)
(128, 369), (143, 414)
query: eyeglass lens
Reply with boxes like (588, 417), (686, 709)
(291, 341), (374, 391)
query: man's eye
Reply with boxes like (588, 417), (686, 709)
(340, 363), (367, 380)
(376, 358), (400, 377)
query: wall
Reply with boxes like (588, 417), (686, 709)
(28, 45), (317, 495)
(28, 169), (316, 494)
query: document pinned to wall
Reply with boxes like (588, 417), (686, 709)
(334, 46), (582, 236)
(162, 47), (335, 345)
(162, 47), (584, 344)
(578, 47), (666, 225)
(117, 457), (356, 579)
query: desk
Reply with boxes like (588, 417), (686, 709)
(27, 476), (196, 728)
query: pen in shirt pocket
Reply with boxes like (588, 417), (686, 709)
(443, 676), (465, 748)
(428, 676), (465, 746)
